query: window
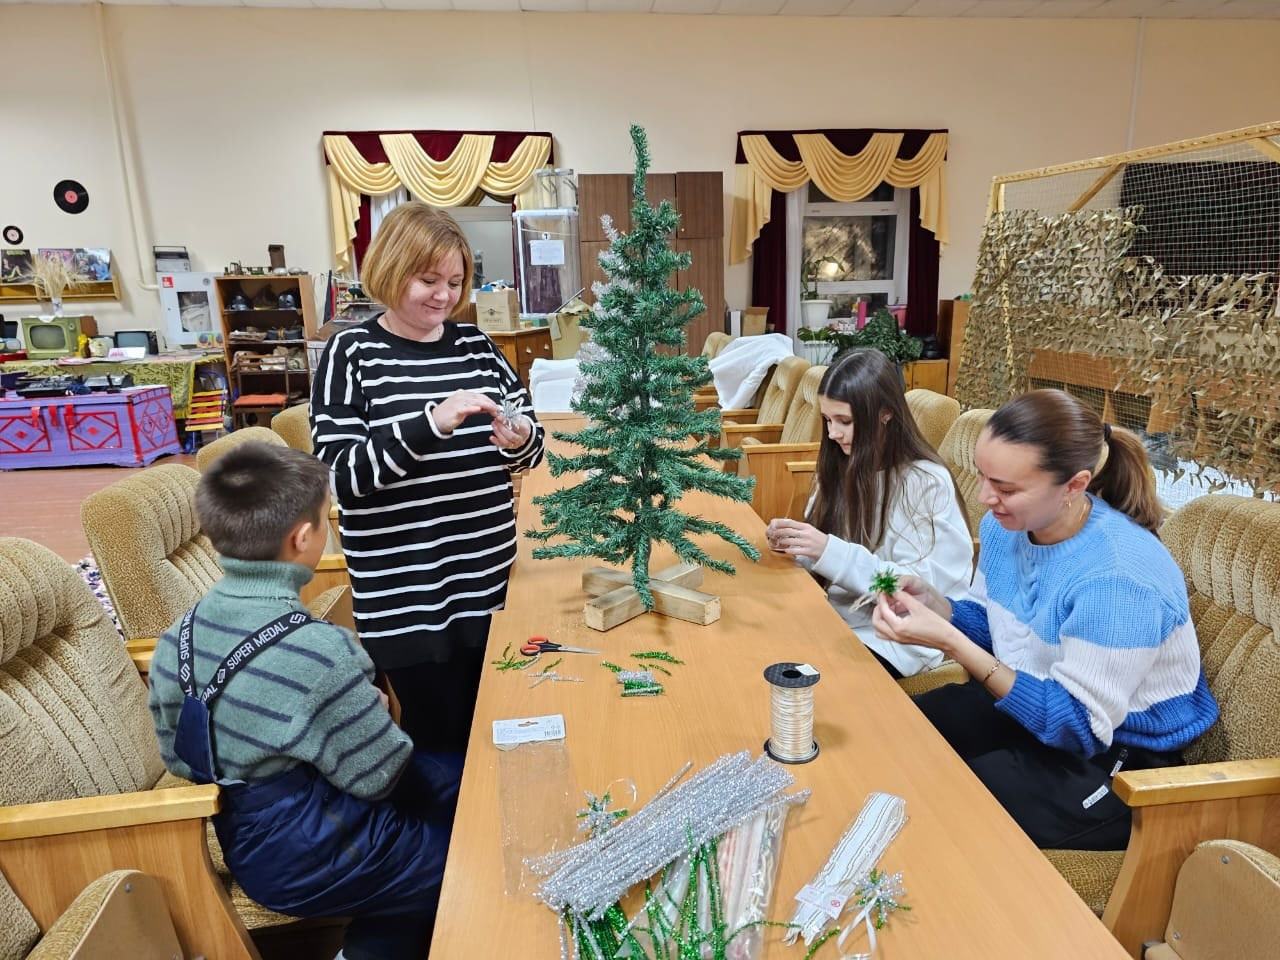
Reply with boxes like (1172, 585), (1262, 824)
(365, 191), (515, 290)
(787, 181), (911, 324)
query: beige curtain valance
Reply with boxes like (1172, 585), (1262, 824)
(729, 131), (949, 264)
(323, 132), (553, 270)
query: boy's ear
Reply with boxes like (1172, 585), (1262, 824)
(284, 517), (315, 558)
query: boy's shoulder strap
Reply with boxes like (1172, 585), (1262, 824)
(176, 605), (316, 705)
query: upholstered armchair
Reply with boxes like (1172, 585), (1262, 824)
(270, 402), (314, 454)
(904, 388), (961, 451)
(1138, 838), (1280, 960)
(80, 464), (350, 674)
(0, 537), (255, 959)
(735, 365), (828, 520)
(692, 332), (735, 411)
(3, 869), (184, 959)
(194, 425), (285, 472)
(936, 407), (995, 534)
(1049, 494), (1280, 955)
(718, 355), (810, 439)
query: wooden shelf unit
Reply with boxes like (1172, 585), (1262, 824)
(215, 274), (318, 404)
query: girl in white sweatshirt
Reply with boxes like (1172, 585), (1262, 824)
(766, 348), (974, 677)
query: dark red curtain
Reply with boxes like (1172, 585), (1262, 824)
(734, 129), (945, 338)
(322, 130), (555, 270)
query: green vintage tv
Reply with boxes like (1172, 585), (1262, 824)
(19, 315), (98, 360)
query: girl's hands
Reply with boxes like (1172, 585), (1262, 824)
(491, 412), (532, 451)
(430, 391), (500, 434)
(764, 518), (828, 561)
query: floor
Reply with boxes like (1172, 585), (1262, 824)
(1, 453), (197, 561)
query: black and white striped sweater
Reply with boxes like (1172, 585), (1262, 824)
(310, 319), (544, 667)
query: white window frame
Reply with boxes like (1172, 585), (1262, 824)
(786, 185), (911, 350)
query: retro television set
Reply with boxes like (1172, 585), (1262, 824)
(18, 315), (98, 360)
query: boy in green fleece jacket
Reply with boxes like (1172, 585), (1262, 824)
(148, 441), (459, 960)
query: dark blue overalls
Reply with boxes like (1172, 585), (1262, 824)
(173, 605), (461, 960)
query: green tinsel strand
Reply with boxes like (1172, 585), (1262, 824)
(801, 925), (843, 960)
(645, 663), (673, 677)
(600, 661), (624, 673)
(489, 643), (540, 672)
(631, 651), (684, 665)
(621, 683), (665, 697)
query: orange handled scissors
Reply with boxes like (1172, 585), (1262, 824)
(519, 637), (600, 657)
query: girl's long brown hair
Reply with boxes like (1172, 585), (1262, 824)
(985, 389), (1163, 533)
(806, 349), (966, 550)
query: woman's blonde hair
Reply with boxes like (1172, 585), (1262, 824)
(361, 201), (473, 313)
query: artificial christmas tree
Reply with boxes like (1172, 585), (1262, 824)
(527, 125), (758, 631)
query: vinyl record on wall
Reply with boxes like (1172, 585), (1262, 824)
(53, 180), (89, 215)
(2, 225), (21, 245)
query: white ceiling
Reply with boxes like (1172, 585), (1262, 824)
(2, 0), (1278, 16)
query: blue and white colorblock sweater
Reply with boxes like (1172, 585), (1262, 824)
(950, 495), (1218, 757)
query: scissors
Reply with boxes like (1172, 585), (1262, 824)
(520, 637), (601, 657)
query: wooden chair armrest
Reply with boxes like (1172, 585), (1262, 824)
(0, 784), (220, 841)
(722, 423), (784, 449)
(785, 460), (817, 474)
(720, 408), (760, 422)
(316, 552), (347, 572)
(1102, 757), (1280, 957)
(126, 637), (156, 675)
(740, 441), (822, 461)
(693, 395), (720, 413)
(1114, 757), (1280, 807)
(0, 785), (257, 959)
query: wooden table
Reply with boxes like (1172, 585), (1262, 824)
(432, 424), (1128, 959)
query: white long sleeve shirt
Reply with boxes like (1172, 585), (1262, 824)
(799, 460), (975, 676)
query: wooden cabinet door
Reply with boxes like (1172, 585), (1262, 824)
(906, 359), (949, 394)
(676, 237), (723, 357)
(675, 172), (724, 239)
(578, 174), (631, 243)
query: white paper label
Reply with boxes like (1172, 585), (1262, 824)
(529, 239), (565, 266)
(549, 315), (562, 340)
(1082, 784), (1109, 809)
(795, 663), (819, 677)
(493, 713), (566, 749)
(795, 883), (848, 919)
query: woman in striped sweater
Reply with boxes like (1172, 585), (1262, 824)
(312, 202), (544, 753)
(872, 389), (1217, 850)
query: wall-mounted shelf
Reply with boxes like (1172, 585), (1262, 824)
(0, 276), (120, 304)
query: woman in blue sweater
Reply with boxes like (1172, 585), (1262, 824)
(872, 389), (1218, 850)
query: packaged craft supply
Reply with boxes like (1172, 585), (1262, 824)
(494, 714), (576, 894)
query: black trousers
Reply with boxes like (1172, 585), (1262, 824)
(912, 681), (1183, 850)
(383, 614), (491, 754)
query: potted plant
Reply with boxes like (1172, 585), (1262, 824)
(799, 256), (841, 329)
(796, 308), (922, 371)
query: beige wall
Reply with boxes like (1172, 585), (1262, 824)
(2, 4), (1278, 334)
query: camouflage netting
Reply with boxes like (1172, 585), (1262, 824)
(956, 127), (1280, 503)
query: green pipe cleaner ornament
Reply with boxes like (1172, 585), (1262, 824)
(525, 124), (759, 610)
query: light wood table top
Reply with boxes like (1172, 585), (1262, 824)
(432, 427), (1127, 959)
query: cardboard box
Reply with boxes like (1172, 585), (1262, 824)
(475, 289), (520, 332)
(549, 299), (591, 359)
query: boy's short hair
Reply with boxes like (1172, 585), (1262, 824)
(196, 441), (332, 561)
(361, 201), (473, 311)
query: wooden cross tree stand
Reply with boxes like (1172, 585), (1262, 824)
(580, 561), (720, 632)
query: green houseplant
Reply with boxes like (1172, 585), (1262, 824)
(799, 256), (841, 329)
(797, 307), (923, 366)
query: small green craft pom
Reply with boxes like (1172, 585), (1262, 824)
(869, 568), (900, 596)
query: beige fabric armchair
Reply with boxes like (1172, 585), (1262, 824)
(1049, 494), (1280, 955)
(0, 537), (255, 960)
(81, 464), (350, 675)
(733, 365), (827, 520)
(270, 403), (314, 454)
(904, 388), (961, 451)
